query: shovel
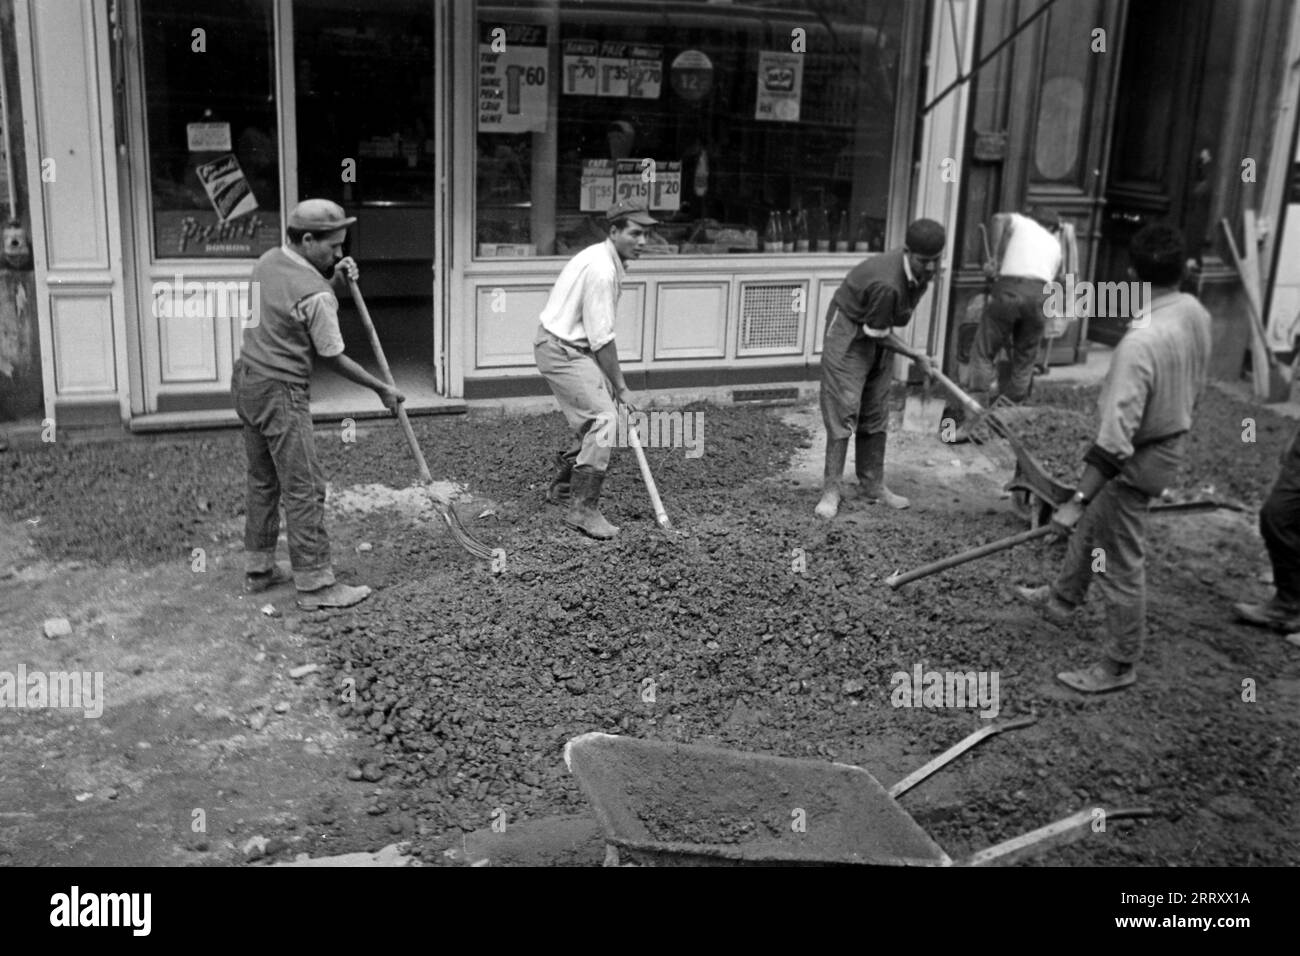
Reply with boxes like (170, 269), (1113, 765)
(347, 277), (495, 560)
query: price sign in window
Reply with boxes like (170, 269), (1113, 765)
(597, 41), (630, 98)
(563, 39), (599, 95)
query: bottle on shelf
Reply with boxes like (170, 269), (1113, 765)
(782, 211), (795, 253)
(832, 210), (848, 252)
(794, 210), (810, 253)
(853, 212), (871, 253)
(815, 208), (831, 253)
(763, 211), (782, 253)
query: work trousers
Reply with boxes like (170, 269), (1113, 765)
(969, 275), (1050, 404)
(1051, 477), (1151, 664)
(819, 306), (894, 440)
(534, 325), (615, 472)
(231, 360), (334, 591)
(1260, 426), (1300, 605)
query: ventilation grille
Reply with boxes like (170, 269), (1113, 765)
(739, 282), (803, 352)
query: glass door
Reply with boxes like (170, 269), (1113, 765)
(289, 0), (442, 411)
(126, 0), (443, 414)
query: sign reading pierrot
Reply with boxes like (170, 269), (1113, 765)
(479, 23), (549, 133)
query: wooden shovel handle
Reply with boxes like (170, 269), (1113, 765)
(887, 525), (1054, 589)
(348, 277), (432, 483)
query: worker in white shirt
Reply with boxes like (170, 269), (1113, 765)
(945, 207), (1063, 442)
(533, 199), (652, 539)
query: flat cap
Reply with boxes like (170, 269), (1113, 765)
(904, 218), (946, 257)
(606, 199), (658, 226)
(287, 198), (356, 233)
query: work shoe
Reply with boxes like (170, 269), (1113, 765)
(1233, 597), (1300, 631)
(1057, 660), (1137, 694)
(565, 466), (618, 539)
(1014, 585), (1076, 627)
(296, 582), (373, 610)
(814, 437), (849, 519)
(856, 432), (909, 509)
(546, 452), (574, 505)
(244, 566), (292, 594)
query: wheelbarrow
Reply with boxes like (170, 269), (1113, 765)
(564, 728), (1153, 867)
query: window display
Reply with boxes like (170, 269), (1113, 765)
(475, 0), (906, 258)
(141, 0), (281, 259)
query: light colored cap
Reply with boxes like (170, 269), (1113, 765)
(287, 198), (356, 233)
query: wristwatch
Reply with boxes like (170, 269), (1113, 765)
(1071, 490), (1088, 505)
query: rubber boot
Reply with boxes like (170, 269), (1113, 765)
(546, 451), (574, 504)
(856, 431), (909, 509)
(565, 466), (619, 539)
(814, 437), (850, 519)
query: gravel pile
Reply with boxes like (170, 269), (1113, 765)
(3, 392), (1297, 866)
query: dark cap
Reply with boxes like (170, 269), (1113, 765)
(606, 199), (658, 226)
(904, 218), (946, 258)
(287, 198), (356, 233)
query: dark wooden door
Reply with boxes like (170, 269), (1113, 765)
(1090, 0), (1211, 344)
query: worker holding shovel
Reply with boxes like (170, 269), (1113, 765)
(534, 199), (653, 540)
(814, 218), (945, 519)
(1016, 224), (1212, 693)
(232, 199), (405, 610)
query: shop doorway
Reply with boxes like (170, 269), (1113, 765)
(290, 0), (444, 412)
(123, 0), (446, 416)
(1089, 0), (1213, 345)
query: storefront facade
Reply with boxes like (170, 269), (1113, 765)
(10, 0), (978, 428)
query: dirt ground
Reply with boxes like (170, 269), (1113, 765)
(1, 384), (1297, 867)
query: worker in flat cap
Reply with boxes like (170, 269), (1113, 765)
(815, 217), (945, 519)
(534, 198), (654, 539)
(232, 198), (405, 609)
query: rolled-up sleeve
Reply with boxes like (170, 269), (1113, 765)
(581, 266), (620, 351)
(860, 284), (900, 335)
(297, 291), (345, 358)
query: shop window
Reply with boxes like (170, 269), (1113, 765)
(140, 0), (281, 260)
(475, 0), (907, 258)
(293, 0), (436, 206)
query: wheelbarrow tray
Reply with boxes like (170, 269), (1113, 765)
(563, 733), (951, 867)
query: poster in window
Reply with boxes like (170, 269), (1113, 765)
(563, 39), (598, 96)
(650, 161), (681, 211)
(580, 159), (615, 212)
(186, 122), (232, 152)
(597, 42), (630, 98)
(627, 44), (662, 100)
(153, 210), (277, 259)
(755, 51), (803, 122)
(478, 23), (548, 133)
(614, 160), (650, 206)
(669, 50), (713, 102)
(195, 154), (259, 221)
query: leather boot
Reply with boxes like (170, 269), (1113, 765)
(546, 451), (574, 504)
(856, 431), (909, 509)
(565, 466), (619, 539)
(814, 437), (850, 519)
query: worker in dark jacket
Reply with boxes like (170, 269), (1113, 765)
(815, 218), (944, 519)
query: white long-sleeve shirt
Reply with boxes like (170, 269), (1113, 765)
(539, 238), (624, 351)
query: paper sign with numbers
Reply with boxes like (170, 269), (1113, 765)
(579, 159), (615, 211)
(478, 23), (549, 133)
(650, 161), (681, 211)
(597, 41), (630, 97)
(627, 44), (662, 99)
(614, 159), (651, 204)
(562, 39), (598, 95)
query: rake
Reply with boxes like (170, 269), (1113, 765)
(347, 277), (496, 561)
